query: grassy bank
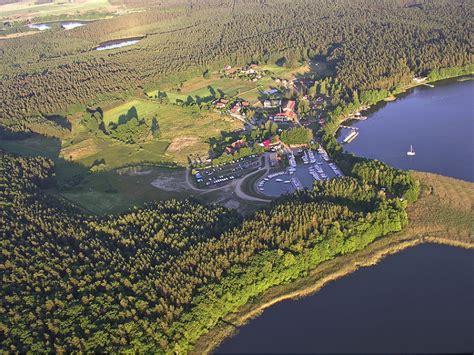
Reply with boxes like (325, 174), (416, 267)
(192, 171), (473, 353)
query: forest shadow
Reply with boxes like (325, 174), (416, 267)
(118, 106), (139, 125)
(43, 114), (72, 131)
(0, 130), (96, 191)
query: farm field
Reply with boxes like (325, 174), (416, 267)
(146, 62), (316, 104)
(0, 0), (112, 20)
(100, 98), (243, 162)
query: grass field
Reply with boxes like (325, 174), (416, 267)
(56, 166), (195, 215)
(100, 98), (243, 162)
(0, 0), (112, 20)
(33, 97), (244, 173)
(146, 62), (314, 104)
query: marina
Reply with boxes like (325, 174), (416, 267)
(256, 149), (344, 197)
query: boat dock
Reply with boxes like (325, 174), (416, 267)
(340, 125), (359, 130)
(342, 129), (359, 143)
(291, 176), (303, 190)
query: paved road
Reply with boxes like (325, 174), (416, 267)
(185, 155), (272, 203)
(234, 154), (272, 203)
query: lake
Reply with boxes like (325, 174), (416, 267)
(95, 37), (143, 51)
(217, 244), (474, 353)
(342, 78), (474, 182)
(216, 79), (474, 352)
(27, 21), (87, 31)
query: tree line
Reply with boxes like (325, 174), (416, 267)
(1, 0), (472, 135)
(1, 149), (417, 352)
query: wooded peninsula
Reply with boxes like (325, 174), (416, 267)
(0, 0), (473, 353)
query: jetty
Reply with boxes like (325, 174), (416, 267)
(291, 177), (303, 190)
(342, 129), (359, 144)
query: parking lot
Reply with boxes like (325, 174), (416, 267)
(193, 155), (262, 187)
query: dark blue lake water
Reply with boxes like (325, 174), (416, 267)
(344, 78), (474, 182)
(216, 79), (474, 353)
(217, 244), (474, 353)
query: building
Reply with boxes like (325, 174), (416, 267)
(230, 102), (242, 114)
(263, 88), (279, 96)
(263, 99), (281, 108)
(271, 112), (291, 122)
(225, 139), (246, 154)
(282, 99), (296, 112)
(269, 152), (278, 167)
(214, 98), (229, 109)
(414, 76), (428, 83)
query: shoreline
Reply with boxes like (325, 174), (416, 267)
(194, 234), (473, 354)
(338, 71), (473, 129)
(192, 170), (474, 353)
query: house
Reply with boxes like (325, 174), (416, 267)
(225, 139), (246, 154)
(224, 65), (232, 71)
(282, 99), (296, 112)
(263, 88), (279, 96)
(263, 99), (280, 108)
(214, 98), (229, 109)
(271, 112), (291, 122)
(230, 102), (242, 114)
(250, 63), (258, 68)
(262, 139), (272, 149)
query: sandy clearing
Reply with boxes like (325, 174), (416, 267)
(166, 136), (201, 153)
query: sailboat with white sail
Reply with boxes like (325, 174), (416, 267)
(407, 145), (415, 156)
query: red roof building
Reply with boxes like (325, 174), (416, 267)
(283, 100), (296, 112)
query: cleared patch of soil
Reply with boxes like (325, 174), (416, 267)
(166, 136), (201, 153)
(60, 138), (99, 160)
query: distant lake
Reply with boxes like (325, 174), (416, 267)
(61, 22), (85, 30)
(27, 23), (50, 31)
(217, 244), (474, 353)
(27, 21), (87, 31)
(95, 37), (143, 51)
(342, 78), (474, 182)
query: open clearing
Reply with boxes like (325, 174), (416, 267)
(146, 63), (313, 104)
(0, 0), (112, 20)
(54, 98), (244, 166)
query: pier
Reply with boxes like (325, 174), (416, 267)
(342, 129), (359, 144)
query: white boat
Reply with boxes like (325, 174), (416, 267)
(407, 145), (416, 156)
(284, 180), (291, 183)
(276, 178), (283, 182)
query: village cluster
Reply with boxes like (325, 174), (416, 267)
(190, 63), (347, 196)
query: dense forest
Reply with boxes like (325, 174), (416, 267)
(1, 0), (472, 134)
(0, 150), (418, 351)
